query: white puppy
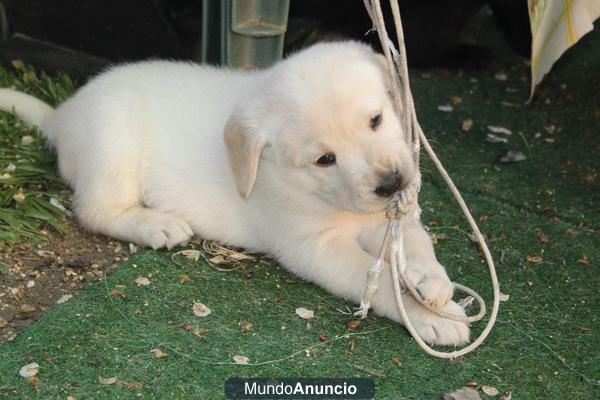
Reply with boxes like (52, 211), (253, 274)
(0, 42), (469, 345)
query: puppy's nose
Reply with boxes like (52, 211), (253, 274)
(375, 171), (403, 198)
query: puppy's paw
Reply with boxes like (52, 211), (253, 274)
(416, 275), (454, 309)
(140, 215), (193, 250)
(406, 300), (470, 346)
(406, 268), (454, 309)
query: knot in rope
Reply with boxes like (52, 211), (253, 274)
(385, 180), (420, 220)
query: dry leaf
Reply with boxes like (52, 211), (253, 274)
(486, 134), (509, 143)
(319, 335), (328, 342)
(565, 228), (575, 237)
(525, 255), (542, 264)
(481, 385), (499, 396)
(346, 320), (361, 330)
(150, 348), (168, 358)
(12, 189), (25, 205)
(27, 376), (41, 389)
(352, 364), (385, 377)
(445, 387), (482, 400)
(500, 393), (513, 400)
(233, 355), (249, 365)
(129, 243), (138, 254)
(135, 277), (151, 286)
(193, 301), (211, 317)
(111, 289), (126, 298)
(392, 357), (403, 367)
(19, 304), (36, 313)
(295, 307), (314, 320)
(0, 316), (7, 328)
(11, 287), (24, 300)
(179, 274), (191, 284)
(582, 174), (595, 183)
(49, 198), (66, 211)
(181, 323), (193, 331)
(193, 327), (209, 337)
(209, 255), (228, 265)
(241, 320), (252, 333)
(536, 231), (550, 244)
(578, 255), (590, 265)
(498, 149), (527, 163)
(438, 104), (454, 112)
(451, 96), (463, 105)
(56, 294), (73, 304)
(180, 249), (200, 261)
(21, 135), (34, 145)
(282, 275), (297, 284)
(201, 241), (256, 264)
(19, 362), (39, 378)
(35, 250), (54, 258)
(431, 232), (447, 244)
(99, 376), (117, 385)
(466, 380), (479, 387)
(228, 251), (254, 261)
(499, 292), (510, 302)
(348, 339), (356, 351)
(495, 72), (508, 81)
(121, 381), (142, 389)
(487, 125), (512, 135)
(578, 326), (591, 333)
(461, 119), (474, 132)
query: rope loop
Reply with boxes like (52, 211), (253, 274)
(357, 0), (501, 358)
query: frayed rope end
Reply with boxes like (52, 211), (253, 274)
(353, 301), (371, 319)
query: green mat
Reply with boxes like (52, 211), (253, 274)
(1, 15), (598, 400)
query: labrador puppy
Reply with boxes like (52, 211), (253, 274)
(0, 42), (469, 345)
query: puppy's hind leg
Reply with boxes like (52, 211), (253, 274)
(74, 170), (193, 249)
(69, 122), (192, 249)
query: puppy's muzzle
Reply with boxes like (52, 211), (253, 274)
(374, 171), (405, 198)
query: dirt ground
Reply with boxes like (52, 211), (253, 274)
(0, 220), (130, 343)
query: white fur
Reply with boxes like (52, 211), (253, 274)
(0, 89), (53, 127)
(0, 42), (469, 345)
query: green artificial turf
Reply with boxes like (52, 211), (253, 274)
(0, 14), (598, 400)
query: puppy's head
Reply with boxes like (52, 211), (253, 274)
(225, 41), (415, 213)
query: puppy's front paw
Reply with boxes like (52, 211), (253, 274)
(406, 269), (454, 309)
(407, 300), (470, 346)
(416, 275), (454, 309)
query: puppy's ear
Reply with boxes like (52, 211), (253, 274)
(374, 53), (394, 92)
(224, 115), (266, 199)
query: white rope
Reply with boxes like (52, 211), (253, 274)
(356, 0), (500, 358)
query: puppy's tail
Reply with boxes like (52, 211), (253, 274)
(0, 88), (54, 130)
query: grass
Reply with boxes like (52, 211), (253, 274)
(0, 14), (598, 400)
(0, 61), (75, 245)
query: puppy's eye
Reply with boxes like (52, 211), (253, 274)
(316, 153), (336, 167)
(370, 113), (382, 130)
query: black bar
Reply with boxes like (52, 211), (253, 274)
(225, 378), (375, 399)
